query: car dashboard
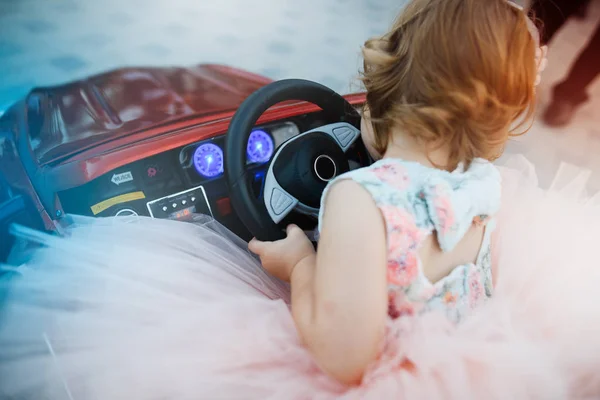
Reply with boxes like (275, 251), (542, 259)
(57, 111), (366, 240)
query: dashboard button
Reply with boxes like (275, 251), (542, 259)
(191, 196), (196, 202)
(270, 188), (293, 216)
(182, 200), (187, 205)
(332, 126), (356, 148)
(162, 206), (168, 212)
(172, 203), (177, 208)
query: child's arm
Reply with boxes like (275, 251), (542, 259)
(291, 180), (388, 385)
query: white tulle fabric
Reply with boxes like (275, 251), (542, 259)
(2, 155), (600, 399)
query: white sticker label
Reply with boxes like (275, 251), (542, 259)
(111, 171), (133, 185)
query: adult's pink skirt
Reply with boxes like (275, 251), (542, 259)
(1, 155), (600, 399)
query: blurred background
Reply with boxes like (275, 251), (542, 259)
(0, 0), (405, 110)
(0, 0), (599, 186)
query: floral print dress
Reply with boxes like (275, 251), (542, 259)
(318, 158), (502, 323)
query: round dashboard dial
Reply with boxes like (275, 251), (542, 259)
(193, 143), (224, 178)
(247, 130), (274, 164)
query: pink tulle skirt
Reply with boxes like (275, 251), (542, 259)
(1, 155), (600, 399)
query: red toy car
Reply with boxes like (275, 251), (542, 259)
(0, 64), (369, 261)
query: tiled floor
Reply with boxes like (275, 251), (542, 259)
(0, 0), (599, 187)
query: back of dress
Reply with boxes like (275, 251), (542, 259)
(319, 158), (501, 323)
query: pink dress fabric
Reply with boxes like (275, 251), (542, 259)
(1, 154), (600, 399)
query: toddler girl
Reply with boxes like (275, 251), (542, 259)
(3, 1), (600, 399)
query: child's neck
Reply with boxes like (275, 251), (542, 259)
(382, 132), (453, 171)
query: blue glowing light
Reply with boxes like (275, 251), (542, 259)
(193, 143), (224, 178)
(247, 130), (274, 164)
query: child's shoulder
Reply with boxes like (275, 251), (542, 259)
(332, 158), (500, 198)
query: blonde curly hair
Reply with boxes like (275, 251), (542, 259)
(361, 0), (538, 169)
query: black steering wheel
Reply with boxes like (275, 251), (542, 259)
(224, 79), (367, 241)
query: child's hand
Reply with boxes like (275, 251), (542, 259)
(248, 225), (316, 282)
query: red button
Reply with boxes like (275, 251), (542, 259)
(216, 197), (231, 216)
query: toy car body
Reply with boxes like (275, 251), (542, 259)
(0, 64), (366, 260)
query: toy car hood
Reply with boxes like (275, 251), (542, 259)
(1, 64), (272, 166)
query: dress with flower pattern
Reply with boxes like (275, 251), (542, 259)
(318, 158), (502, 323)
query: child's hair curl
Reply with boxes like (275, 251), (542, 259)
(361, 0), (538, 169)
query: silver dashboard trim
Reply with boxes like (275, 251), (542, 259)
(146, 185), (213, 218)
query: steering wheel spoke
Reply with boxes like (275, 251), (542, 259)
(312, 122), (361, 152)
(263, 168), (299, 223)
(260, 121), (360, 225)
